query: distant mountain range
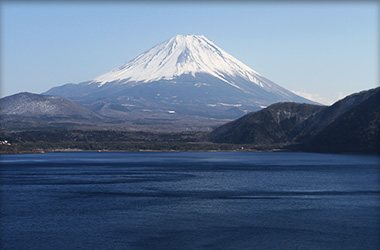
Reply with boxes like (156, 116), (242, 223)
(210, 87), (380, 154)
(42, 34), (315, 130)
(0, 92), (102, 130)
(1, 92), (97, 118)
(1, 87), (378, 154)
(1, 34), (377, 154)
(0, 92), (223, 131)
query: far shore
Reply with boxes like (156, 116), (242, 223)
(1, 147), (286, 155)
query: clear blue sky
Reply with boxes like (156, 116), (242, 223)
(1, 1), (378, 104)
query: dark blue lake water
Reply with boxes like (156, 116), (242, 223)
(1, 152), (379, 250)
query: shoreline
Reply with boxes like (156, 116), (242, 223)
(1, 129), (377, 155)
(0, 147), (285, 155)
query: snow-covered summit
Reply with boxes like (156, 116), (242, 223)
(43, 34), (316, 130)
(92, 34), (265, 88)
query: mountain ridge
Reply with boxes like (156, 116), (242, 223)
(43, 34), (316, 130)
(0, 92), (103, 130)
(210, 87), (380, 154)
(292, 87), (380, 142)
(0, 92), (99, 118)
(294, 87), (380, 153)
(1, 88), (378, 154)
(209, 102), (326, 145)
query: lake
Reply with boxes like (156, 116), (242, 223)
(1, 152), (379, 250)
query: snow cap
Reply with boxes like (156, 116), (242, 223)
(92, 34), (262, 89)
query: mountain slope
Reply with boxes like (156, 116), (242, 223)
(209, 102), (325, 145)
(0, 92), (102, 130)
(48, 34), (311, 102)
(209, 87), (380, 154)
(93, 34), (266, 86)
(293, 87), (380, 142)
(294, 88), (380, 153)
(44, 35), (315, 130)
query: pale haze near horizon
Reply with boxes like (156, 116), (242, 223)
(1, 2), (378, 105)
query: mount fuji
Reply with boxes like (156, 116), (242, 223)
(45, 34), (316, 130)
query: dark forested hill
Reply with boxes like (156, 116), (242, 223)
(210, 87), (380, 154)
(294, 88), (380, 154)
(208, 102), (325, 145)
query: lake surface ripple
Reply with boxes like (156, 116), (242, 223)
(1, 152), (379, 250)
